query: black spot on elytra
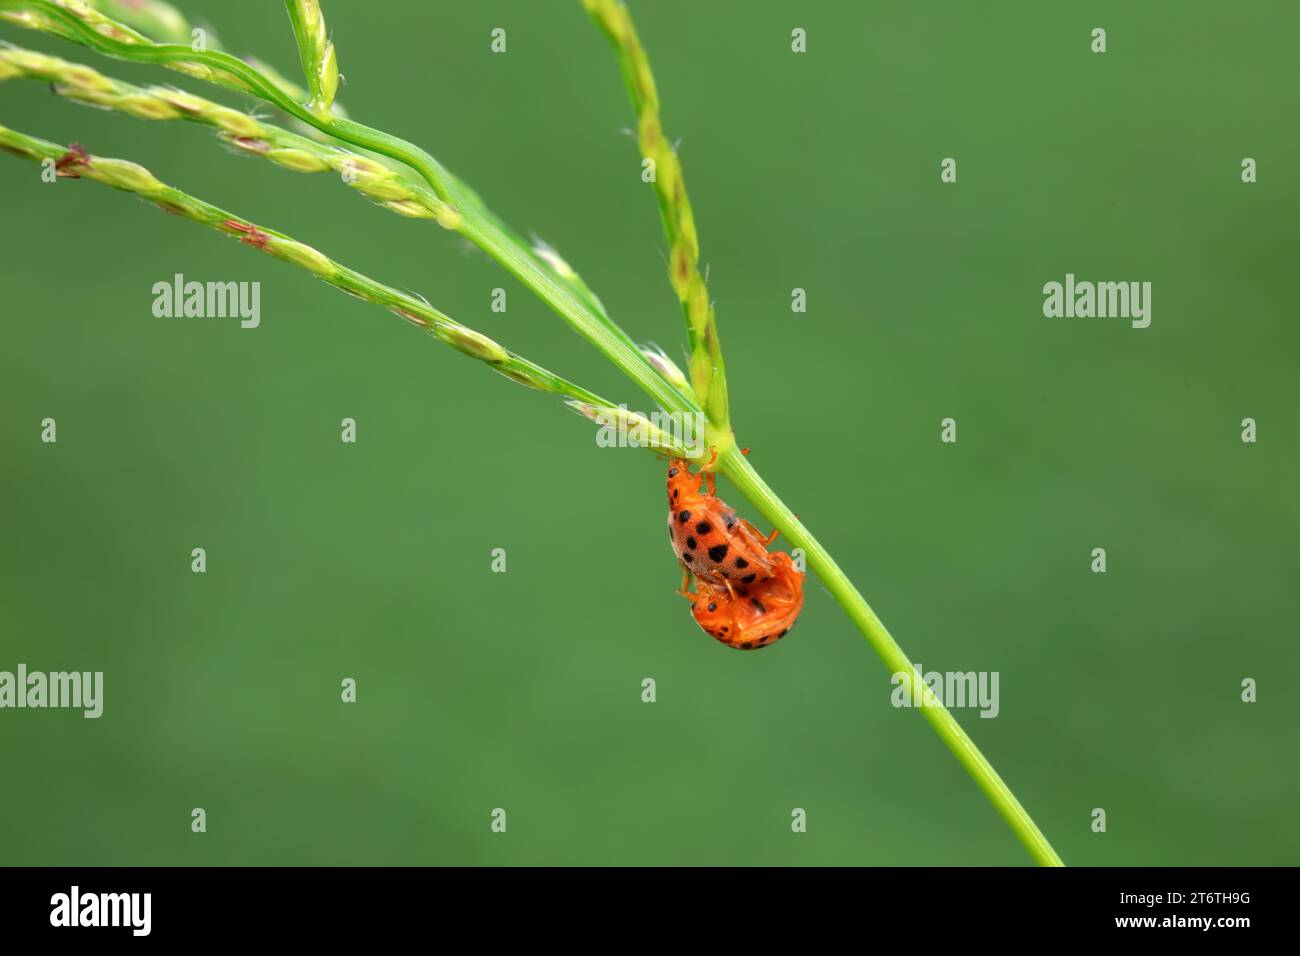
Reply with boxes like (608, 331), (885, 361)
(695, 521), (712, 535)
(686, 536), (697, 550)
(734, 557), (749, 569)
(677, 510), (691, 523)
(750, 598), (766, 614)
(737, 587), (749, 597)
(720, 626), (729, 633)
(741, 573), (757, 585)
(741, 642), (753, 650)
(707, 602), (717, 612)
(707, 543), (729, 562)
(723, 514), (737, 529)
(682, 552), (695, 563)
(672, 489), (679, 499)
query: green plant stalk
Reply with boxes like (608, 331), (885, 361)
(0, 0), (1064, 864)
(23, 0), (349, 130)
(580, 0), (731, 442)
(720, 445), (1064, 866)
(0, 46), (451, 221)
(84, 0), (193, 45)
(90, 0), (360, 129)
(1, 0), (147, 46)
(0, 0), (701, 420)
(88, 0), (322, 120)
(0, 0), (247, 88)
(0, 124), (608, 406)
(579, 0), (1060, 863)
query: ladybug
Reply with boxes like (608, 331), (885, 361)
(666, 455), (778, 595)
(682, 551), (805, 650)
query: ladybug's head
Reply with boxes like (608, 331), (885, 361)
(666, 458), (698, 506)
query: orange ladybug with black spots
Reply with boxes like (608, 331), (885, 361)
(666, 455), (778, 594)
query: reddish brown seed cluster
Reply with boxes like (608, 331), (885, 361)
(223, 219), (270, 249)
(54, 143), (90, 177)
(229, 136), (271, 155)
(667, 455), (805, 650)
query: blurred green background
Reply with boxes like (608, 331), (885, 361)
(2, 0), (1297, 866)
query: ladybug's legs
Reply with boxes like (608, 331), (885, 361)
(741, 518), (779, 546)
(690, 574), (735, 601)
(676, 568), (695, 600)
(693, 448), (719, 496)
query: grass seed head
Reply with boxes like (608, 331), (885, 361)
(85, 155), (164, 194)
(264, 146), (332, 173)
(208, 106), (264, 138)
(383, 198), (436, 219)
(437, 323), (511, 365)
(265, 236), (335, 276)
(116, 91), (182, 120)
(640, 344), (689, 392)
(287, 0), (339, 113)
